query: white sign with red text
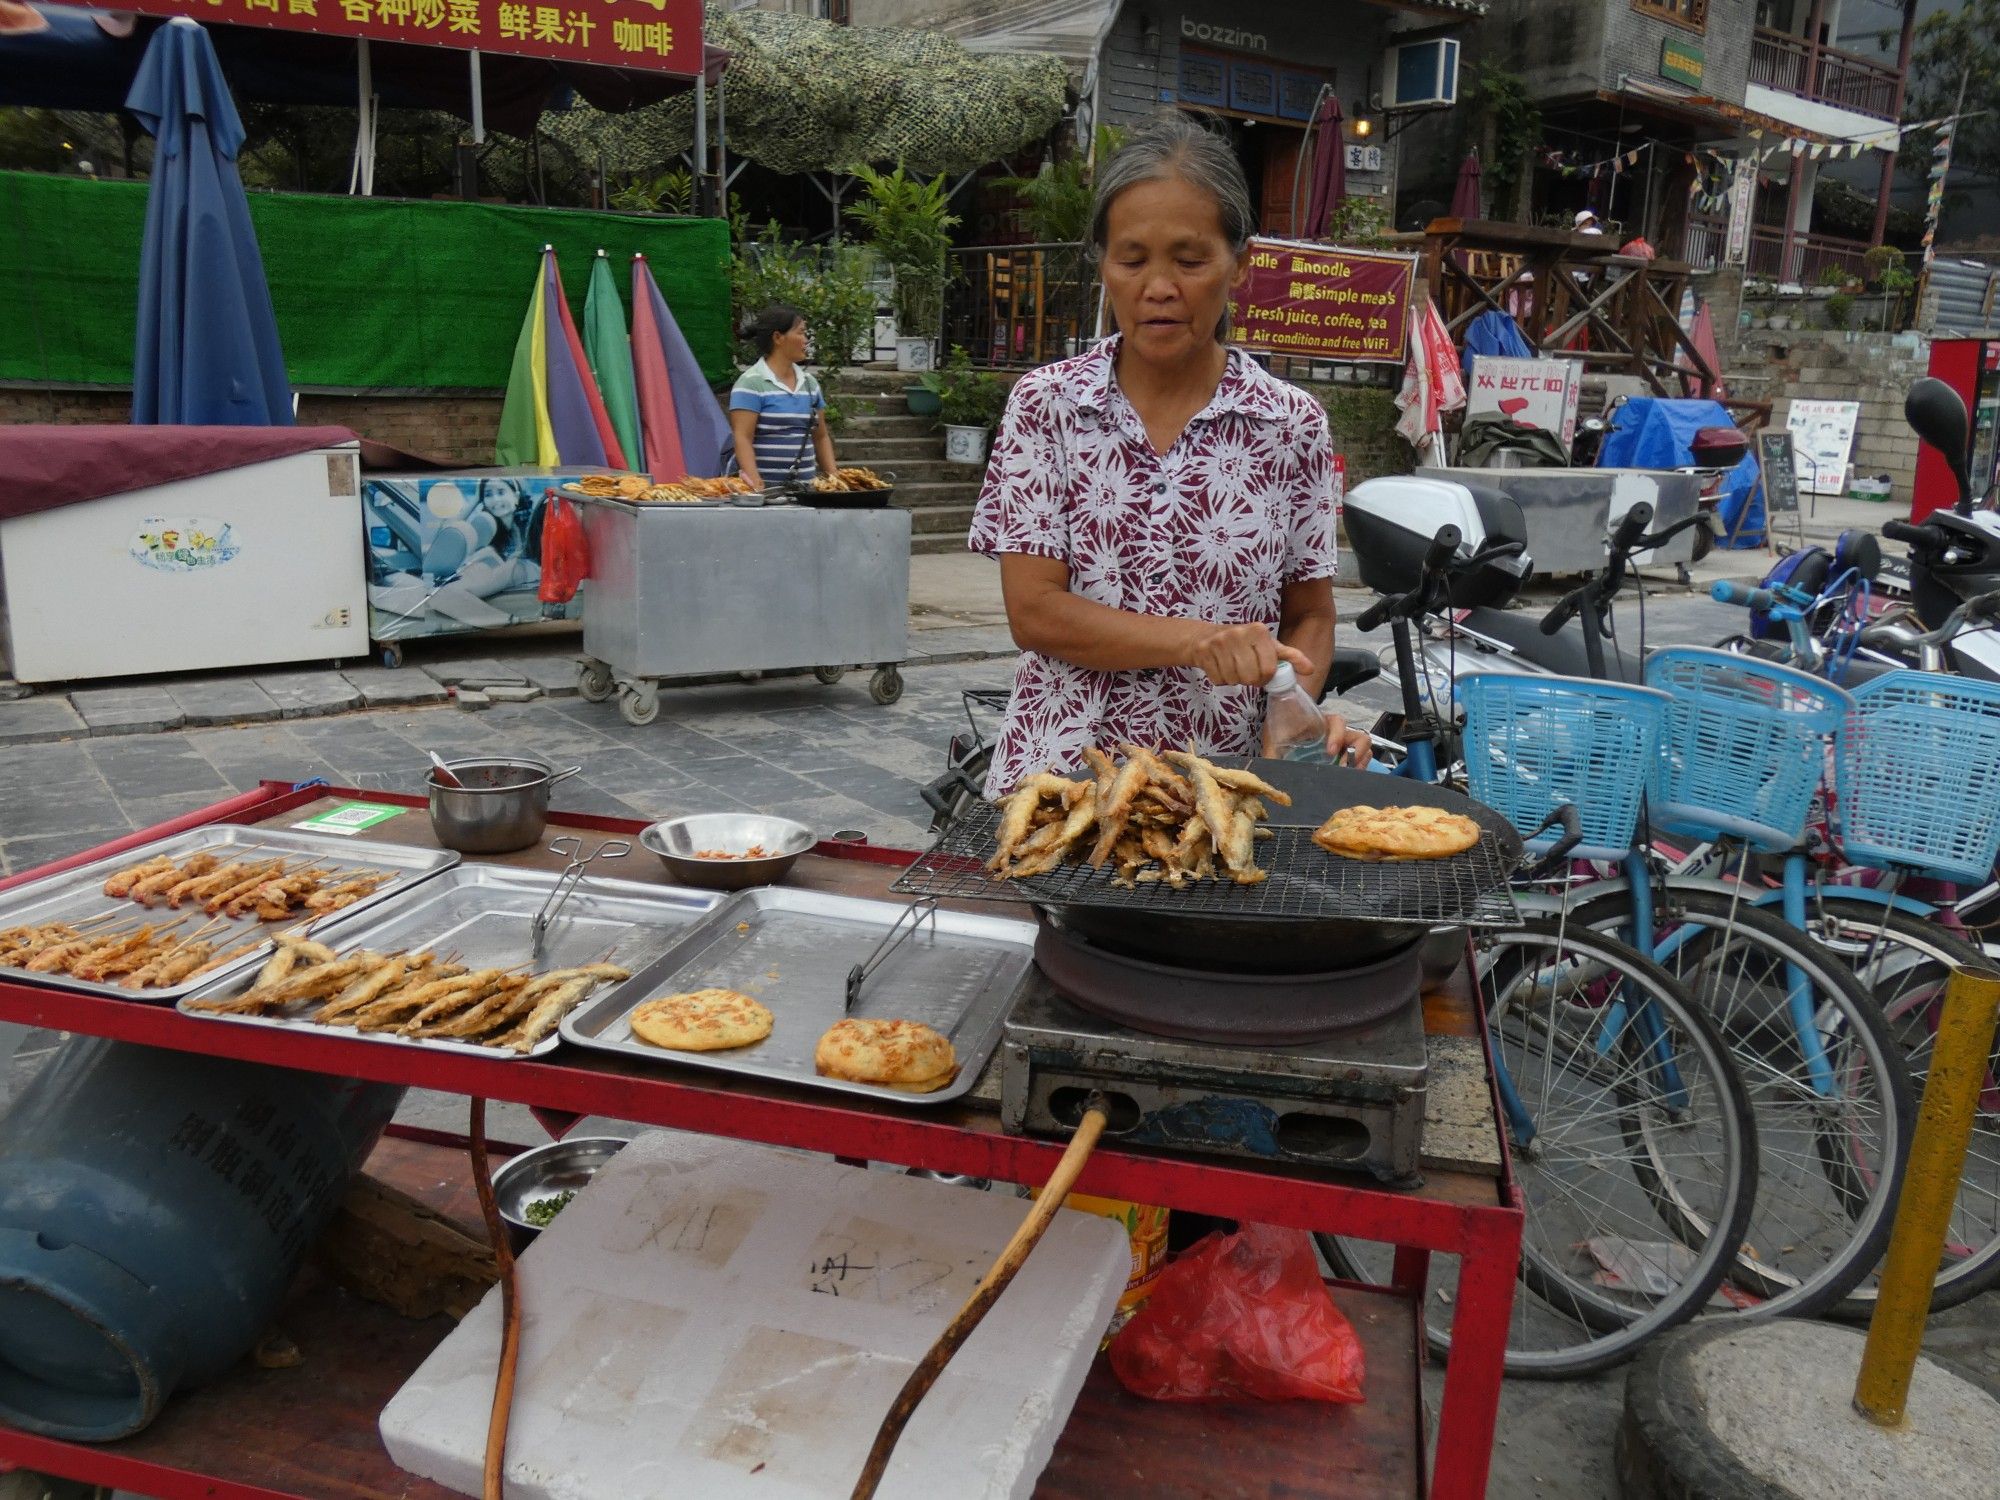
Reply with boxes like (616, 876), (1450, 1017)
(1466, 357), (1581, 448)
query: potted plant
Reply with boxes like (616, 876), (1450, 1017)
(847, 163), (959, 373)
(921, 346), (1007, 466)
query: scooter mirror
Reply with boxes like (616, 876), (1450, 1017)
(1905, 377), (1974, 511)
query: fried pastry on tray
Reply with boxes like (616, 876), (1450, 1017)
(1313, 805), (1482, 861)
(814, 1018), (957, 1093)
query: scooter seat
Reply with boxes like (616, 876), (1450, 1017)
(1326, 647), (1382, 696)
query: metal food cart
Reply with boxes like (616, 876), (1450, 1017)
(573, 497), (912, 725)
(0, 784), (1525, 1500)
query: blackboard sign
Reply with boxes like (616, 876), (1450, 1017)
(1760, 432), (1800, 514)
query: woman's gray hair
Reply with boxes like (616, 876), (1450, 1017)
(1087, 112), (1256, 260)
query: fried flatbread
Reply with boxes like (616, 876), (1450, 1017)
(1314, 805), (1481, 861)
(813, 1018), (957, 1092)
(631, 988), (774, 1052)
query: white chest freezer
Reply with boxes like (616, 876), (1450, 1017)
(0, 444), (368, 684)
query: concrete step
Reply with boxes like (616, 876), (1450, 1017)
(890, 481), (985, 509)
(834, 435), (941, 460)
(908, 503), (977, 535)
(851, 459), (985, 484)
(912, 531), (973, 555)
(843, 413), (935, 439)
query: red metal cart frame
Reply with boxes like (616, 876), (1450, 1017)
(0, 782), (1522, 1498)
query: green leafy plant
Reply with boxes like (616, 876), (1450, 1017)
(919, 346), (1007, 430)
(1817, 263), (1858, 289)
(1825, 291), (1855, 329)
(1467, 65), (1541, 214)
(731, 220), (878, 375)
(846, 162), (961, 335)
(609, 169), (693, 216)
(1323, 195), (1393, 248)
(992, 125), (1127, 244)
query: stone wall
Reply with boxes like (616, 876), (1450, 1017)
(0, 387), (505, 466)
(1732, 331), (1930, 498)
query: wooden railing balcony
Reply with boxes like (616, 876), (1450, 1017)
(1749, 26), (1901, 121)
(943, 243), (1098, 369)
(1747, 226), (1872, 284)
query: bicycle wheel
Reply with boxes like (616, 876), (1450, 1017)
(1321, 919), (1756, 1379)
(1810, 894), (2000, 1311)
(1566, 882), (1915, 1319)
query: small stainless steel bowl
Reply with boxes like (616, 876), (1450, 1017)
(491, 1135), (628, 1251)
(640, 813), (815, 891)
(426, 755), (580, 854)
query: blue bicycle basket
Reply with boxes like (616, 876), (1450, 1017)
(1642, 647), (1851, 853)
(1458, 673), (1671, 861)
(1837, 669), (2000, 885)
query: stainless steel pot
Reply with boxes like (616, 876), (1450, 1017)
(426, 755), (581, 854)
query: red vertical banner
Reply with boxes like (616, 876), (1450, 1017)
(1229, 238), (1417, 365)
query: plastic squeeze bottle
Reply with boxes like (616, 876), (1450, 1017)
(1262, 661), (1329, 760)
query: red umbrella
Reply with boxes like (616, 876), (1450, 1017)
(1450, 151), (1483, 220)
(1302, 94), (1346, 239)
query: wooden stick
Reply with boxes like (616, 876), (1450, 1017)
(848, 1100), (1110, 1500)
(468, 1098), (521, 1500)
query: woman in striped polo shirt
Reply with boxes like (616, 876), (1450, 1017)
(727, 305), (838, 493)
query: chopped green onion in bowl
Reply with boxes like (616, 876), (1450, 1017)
(523, 1190), (576, 1228)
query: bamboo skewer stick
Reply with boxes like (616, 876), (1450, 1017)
(849, 1097), (1111, 1500)
(468, 1098), (520, 1500)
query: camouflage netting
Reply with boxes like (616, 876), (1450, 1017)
(539, 4), (1070, 177)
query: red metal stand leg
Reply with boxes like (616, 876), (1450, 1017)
(1428, 1215), (1520, 1499)
(1391, 1245), (1431, 1295)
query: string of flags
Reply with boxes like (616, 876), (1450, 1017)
(1923, 119), (1953, 265)
(1541, 142), (1653, 179)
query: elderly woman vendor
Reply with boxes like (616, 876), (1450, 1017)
(969, 113), (1372, 796)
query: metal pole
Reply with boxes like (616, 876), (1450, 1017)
(469, 48), (486, 145)
(1853, 964), (2000, 1427)
(693, 70), (709, 215)
(350, 37), (372, 197)
(717, 70), (727, 206)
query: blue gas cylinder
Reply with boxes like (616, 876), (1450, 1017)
(0, 1037), (402, 1440)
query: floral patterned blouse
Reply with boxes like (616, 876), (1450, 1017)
(969, 336), (1340, 797)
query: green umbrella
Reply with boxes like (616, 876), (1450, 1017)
(584, 251), (643, 472)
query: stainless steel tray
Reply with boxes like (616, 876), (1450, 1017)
(561, 887), (1038, 1105)
(177, 866), (724, 1059)
(0, 827), (458, 1003)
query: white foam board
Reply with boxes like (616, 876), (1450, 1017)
(380, 1130), (1129, 1500)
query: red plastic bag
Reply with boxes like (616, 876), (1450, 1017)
(1107, 1224), (1366, 1403)
(539, 495), (589, 605)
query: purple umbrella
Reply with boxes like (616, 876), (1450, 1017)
(1302, 94), (1345, 239)
(1451, 151), (1483, 221)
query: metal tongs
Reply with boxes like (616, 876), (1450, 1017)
(532, 835), (631, 954)
(844, 897), (938, 1011)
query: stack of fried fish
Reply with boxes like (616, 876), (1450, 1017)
(987, 744), (1290, 888)
(186, 933), (629, 1054)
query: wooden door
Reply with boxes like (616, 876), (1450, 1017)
(1261, 129), (1307, 238)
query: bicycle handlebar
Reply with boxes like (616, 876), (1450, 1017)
(1859, 589), (2000, 651)
(1355, 524), (1462, 634)
(1710, 580), (1777, 611)
(1638, 510), (1713, 551)
(1882, 519), (1929, 546)
(1540, 591), (1585, 636)
(1609, 503), (1653, 559)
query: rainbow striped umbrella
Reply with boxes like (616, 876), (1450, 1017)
(631, 253), (732, 480)
(495, 247), (626, 469)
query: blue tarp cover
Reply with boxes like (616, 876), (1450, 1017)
(1460, 309), (1535, 379)
(1597, 396), (1763, 548)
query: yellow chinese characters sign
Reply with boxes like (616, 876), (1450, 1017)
(62, 0), (702, 75)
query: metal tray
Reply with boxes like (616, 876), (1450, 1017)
(562, 485), (766, 510)
(561, 887), (1037, 1105)
(176, 866), (724, 1059)
(0, 827), (458, 1003)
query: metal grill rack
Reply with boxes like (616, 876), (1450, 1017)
(892, 802), (1522, 929)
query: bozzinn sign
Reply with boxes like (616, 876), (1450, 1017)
(1182, 16), (1267, 51)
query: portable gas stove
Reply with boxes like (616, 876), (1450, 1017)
(898, 758), (1538, 1186)
(998, 960), (1431, 1185)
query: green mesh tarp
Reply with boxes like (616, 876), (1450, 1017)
(541, 5), (1071, 178)
(0, 171), (731, 390)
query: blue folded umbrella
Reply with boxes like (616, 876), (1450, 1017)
(127, 18), (292, 426)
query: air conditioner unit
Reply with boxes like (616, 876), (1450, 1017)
(1384, 38), (1460, 109)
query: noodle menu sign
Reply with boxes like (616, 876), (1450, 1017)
(64, 0), (703, 74)
(1230, 238), (1417, 365)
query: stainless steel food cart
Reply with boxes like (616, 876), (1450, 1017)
(571, 498), (912, 725)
